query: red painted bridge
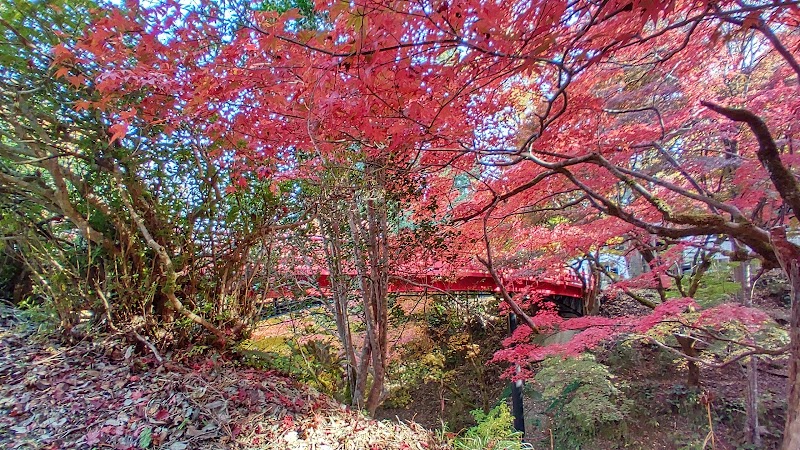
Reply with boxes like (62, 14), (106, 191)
(268, 269), (586, 300)
(315, 270), (585, 299)
(260, 268), (592, 318)
(263, 269), (590, 317)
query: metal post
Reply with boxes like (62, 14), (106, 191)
(508, 312), (525, 436)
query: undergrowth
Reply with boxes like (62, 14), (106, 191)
(531, 354), (631, 448)
(452, 405), (530, 450)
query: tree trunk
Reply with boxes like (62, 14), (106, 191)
(346, 190), (390, 414)
(746, 355), (761, 447)
(781, 261), (800, 450)
(769, 228), (800, 450)
(732, 255), (760, 445)
(321, 218), (359, 402)
(736, 260), (762, 447)
(675, 334), (700, 387)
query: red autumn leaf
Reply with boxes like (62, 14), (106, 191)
(108, 122), (128, 144)
(153, 409), (170, 422)
(53, 67), (70, 79)
(85, 430), (101, 445)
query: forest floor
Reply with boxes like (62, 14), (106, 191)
(0, 306), (446, 450)
(372, 270), (792, 450)
(0, 269), (792, 450)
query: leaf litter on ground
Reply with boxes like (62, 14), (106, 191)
(0, 306), (447, 449)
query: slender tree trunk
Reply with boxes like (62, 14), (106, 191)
(746, 355), (761, 447)
(354, 341), (371, 409)
(736, 260), (761, 447)
(322, 219), (359, 401)
(687, 258), (711, 298)
(365, 196), (389, 413)
(347, 199), (390, 414)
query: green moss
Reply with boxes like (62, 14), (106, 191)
(533, 355), (631, 446)
(235, 336), (300, 375)
(666, 265), (741, 308)
(240, 335), (290, 354)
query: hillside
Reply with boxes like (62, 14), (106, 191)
(0, 307), (446, 450)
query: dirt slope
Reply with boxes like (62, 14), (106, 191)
(0, 307), (446, 450)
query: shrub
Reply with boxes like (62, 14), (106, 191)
(454, 404), (528, 450)
(534, 354), (631, 445)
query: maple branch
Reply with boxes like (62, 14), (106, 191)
(702, 101), (800, 219)
(386, 275), (479, 315)
(494, 192), (588, 220)
(477, 205), (539, 333)
(609, 159), (744, 219)
(641, 335), (788, 369)
(248, 19), (509, 63)
(651, 142), (714, 203)
(603, 106), (665, 137)
(586, 252), (658, 309)
(546, 162), (778, 264)
(754, 23), (800, 79)
(477, 254), (539, 334)
(454, 153), (598, 222)
(713, 8), (800, 79)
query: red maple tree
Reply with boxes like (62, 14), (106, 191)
(60, 0), (800, 445)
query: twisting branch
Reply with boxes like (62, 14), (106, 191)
(641, 335), (788, 369)
(712, 9), (800, 80)
(113, 175), (227, 345)
(477, 202), (539, 332)
(586, 251), (658, 309)
(702, 101), (800, 218)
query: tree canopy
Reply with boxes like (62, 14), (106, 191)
(3, 0), (800, 446)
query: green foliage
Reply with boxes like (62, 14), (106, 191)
(453, 405), (528, 450)
(138, 427), (152, 449)
(602, 339), (643, 368)
(388, 295), (411, 327)
(714, 397), (745, 425)
(669, 431), (713, 450)
(259, 0), (324, 30)
(15, 296), (58, 326)
(291, 338), (347, 399)
(237, 339), (302, 376)
(666, 383), (701, 416)
(425, 294), (496, 340)
(701, 318), (789, 364)
(385, 293), (500, 422)
(0, 0), (297, 346)
(690, 268), (741, 307)
(534, 355), (631, 446)
(238, 334), (349, 401)
(667, 265), (741, 307)
(385, 346), (450, 407)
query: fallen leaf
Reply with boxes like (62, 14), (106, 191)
(86, 430), (101, 445)
(139, 427), (152, 449)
